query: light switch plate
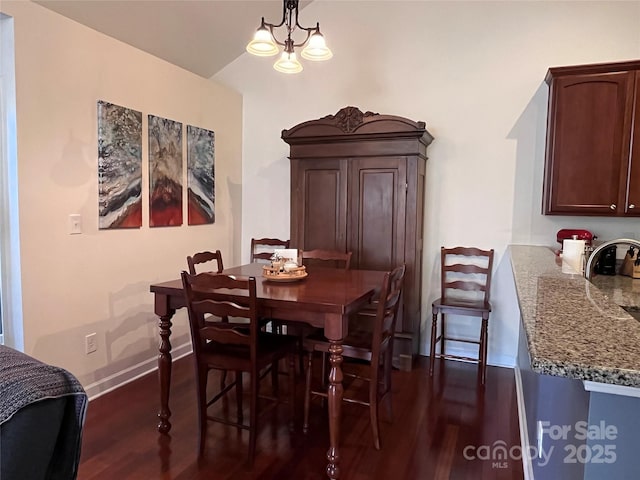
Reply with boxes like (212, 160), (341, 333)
(69, 214), (82, 234)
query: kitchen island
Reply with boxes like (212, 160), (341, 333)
(509, 245), (640, 480)
(510, 244), (640, 386)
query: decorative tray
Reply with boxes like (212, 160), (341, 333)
(262, 265), (308, 282)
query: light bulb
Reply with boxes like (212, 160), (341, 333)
(274, 51), (303, 74)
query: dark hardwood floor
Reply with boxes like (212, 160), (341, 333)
(78, 355), (524, 480)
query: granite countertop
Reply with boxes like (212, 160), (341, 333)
(509, 245), (640, 387)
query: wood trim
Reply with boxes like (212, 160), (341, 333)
(545, 59), (640, 84)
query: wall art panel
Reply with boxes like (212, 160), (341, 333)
(97, 100), (143, 229)
(148, 115), (183, 227)
(187, 125), (215, 225)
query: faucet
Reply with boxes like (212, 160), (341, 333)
(585, 238), (640, 280)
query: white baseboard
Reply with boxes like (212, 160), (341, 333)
(429, 342), (516, 368)
(84, 342), (192, 400)
(514, 366), (534, 480)
(489, 353), (516, 369)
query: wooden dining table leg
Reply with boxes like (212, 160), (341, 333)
(326, 339), (344, 480)
(155, 294), (175, 434)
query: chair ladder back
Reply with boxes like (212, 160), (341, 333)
(187, 250), (224, 275)
(371, 264), (406, 365)
(190, 299), (253, 347)
(440, 247), (495, 303)
(301, 249), (353, 270)
(181, 271), (258, 352)
(190, 298), (251, 321)
(199, 323), (251, 346)
(251, 238), (290, 262)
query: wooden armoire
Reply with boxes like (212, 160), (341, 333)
(282, 106), (434, 368)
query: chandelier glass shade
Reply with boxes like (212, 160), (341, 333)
(246, 0), (332, 74)
(246, 25), (279, 57)
(274, 51), (303, 74)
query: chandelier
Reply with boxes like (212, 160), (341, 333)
(246, 0), (333, 74)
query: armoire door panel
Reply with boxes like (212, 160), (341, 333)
(359, 171), (396, 269)
(349, 158), (407, 272)
(303, 168), (346, 251)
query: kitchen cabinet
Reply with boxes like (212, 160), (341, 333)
(282, 106), (434, 368)
(543, 60), (640, 216)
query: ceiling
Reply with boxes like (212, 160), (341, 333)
(33, 0), (312, 78)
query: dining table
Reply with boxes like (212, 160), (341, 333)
(149, 262), (386, 480)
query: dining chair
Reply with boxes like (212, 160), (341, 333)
(186, 249), (242, 389)
(249, 238), (293, 343)
(250, 237), (290, 263)
(180, 271), (298, 464)
(287, 249), (354, 378)
(429, 246), (495, 385)
(187, 250), (224, 275)
(249, 238), (294, 366)
(303, 264), (406, 450)
(301, 249), (352, 270)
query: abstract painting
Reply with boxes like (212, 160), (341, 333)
(186, 125), (215, 225)
(148, 115), (183, 227)
(97, 100), (142, 229)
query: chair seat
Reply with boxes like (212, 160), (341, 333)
(432, 298), (491, 318)
(354, 301), (378, 317)
(199, 332), (298, 371)
(304, 328), (374, 361)
(205, 316), (270, 328)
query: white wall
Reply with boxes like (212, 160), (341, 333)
(216, 0), (640, 365)
(1, 1), (243, 395)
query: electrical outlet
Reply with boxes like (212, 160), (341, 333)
(85, 333), (97, 354)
